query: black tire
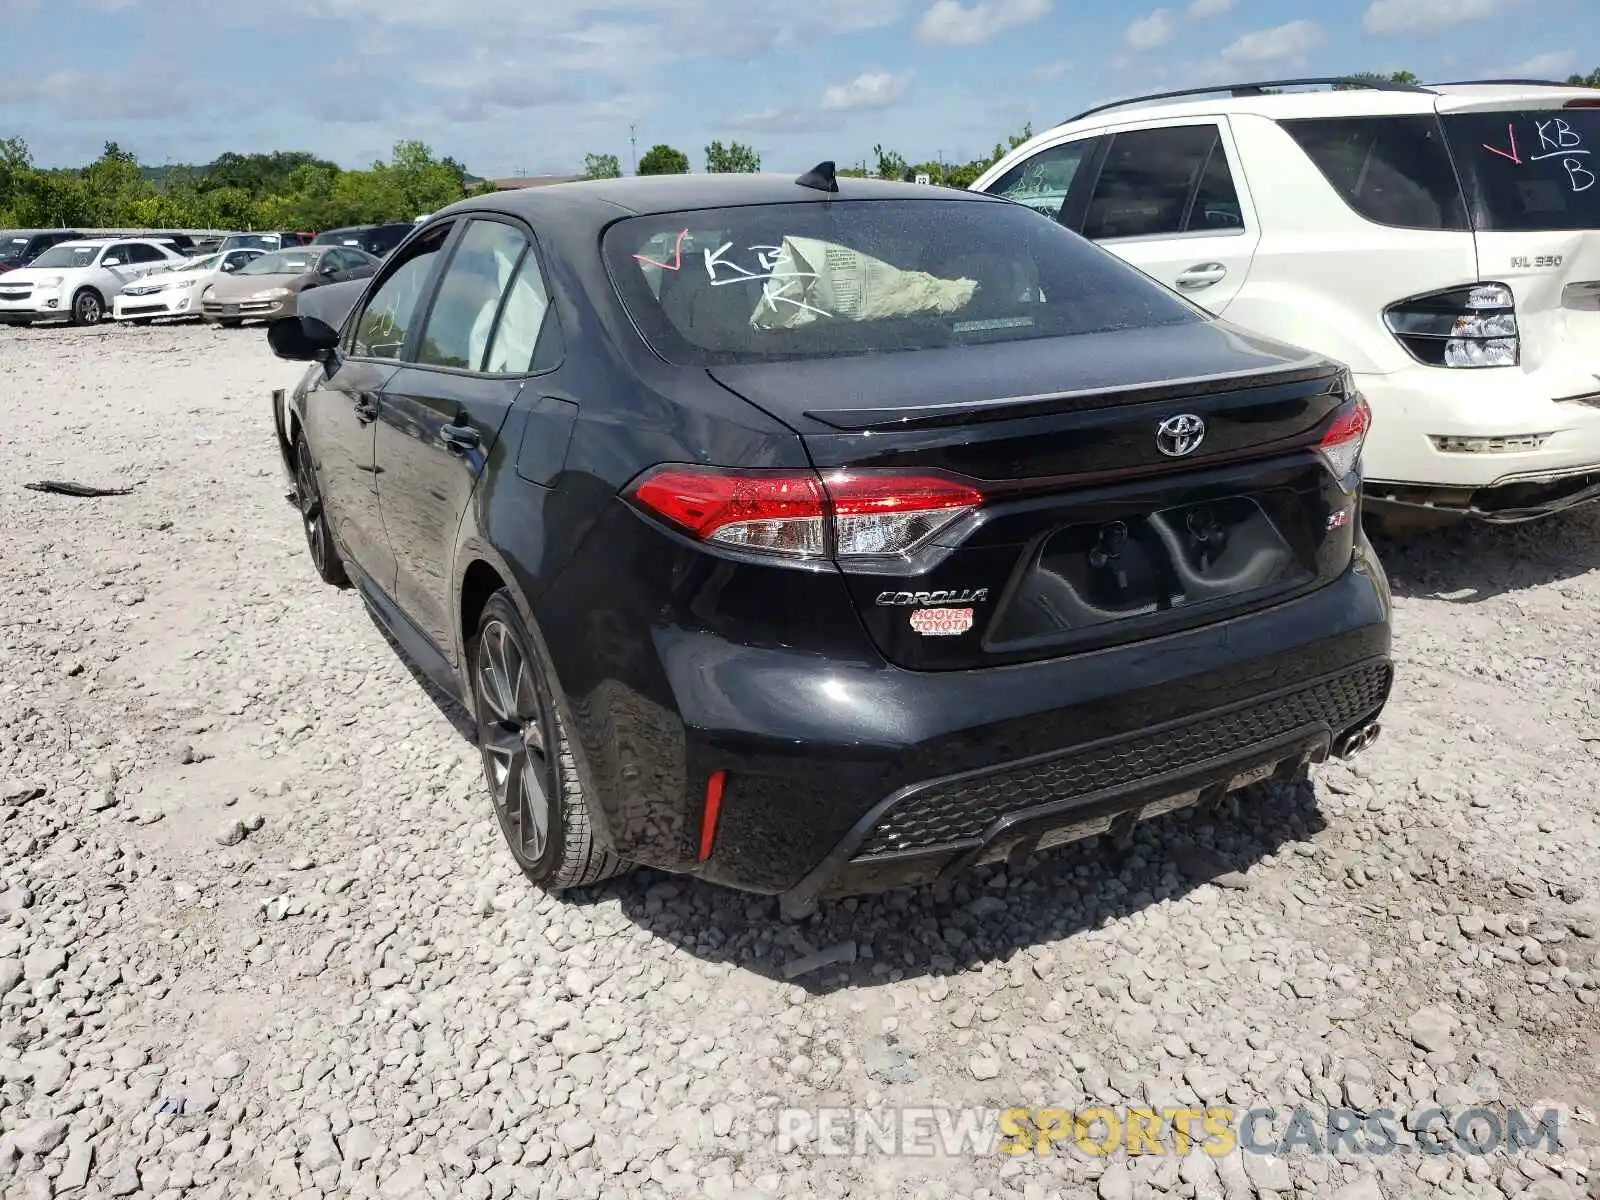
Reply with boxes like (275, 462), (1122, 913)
(468, 591), (625, 891)
(293, 434), (350, 588)
(69, 288), (105, 327)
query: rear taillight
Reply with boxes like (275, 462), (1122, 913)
(1316, 393), (1371, 488)
(627, 465), (984, 565)
(1383, 283), (1519, 368)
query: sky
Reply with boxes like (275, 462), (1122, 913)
(0, 0), (1596, 178)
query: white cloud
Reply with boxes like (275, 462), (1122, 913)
(1124, 9), (1174, 51)
(1187, 0), (1234, 17)
(1028, 59), (1073, 83)
(914, 0), (1050, 46)
(1218, 19), (1323, 65)
(1496, 51), (1575, 78)
(821, 70), (913, 111)
(1362, 0), (1501, 37)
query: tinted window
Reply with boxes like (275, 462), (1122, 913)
(0, 234), (29, 265)
(417, 220), (528, 371)
(123, 243), (167, 264)
(1083, 125), (1226, 240)
(603, 199), (1201, 366)
(1443, 109), (1600, 232)
(1191, 139), (1245, 231)
(352, 225), (451, 360)
(483, 250), (554, 374)
(1280, 115), (1468, 231)
(983, 140), (1097, 222)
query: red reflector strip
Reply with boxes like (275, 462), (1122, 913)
(698, 770), (727, 862)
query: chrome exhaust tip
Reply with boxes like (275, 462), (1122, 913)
(1332, 721), (1381, 760)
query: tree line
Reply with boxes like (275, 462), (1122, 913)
(4, 68), (1596, 230)
(0, 138), (478, 231)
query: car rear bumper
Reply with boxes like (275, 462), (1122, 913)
(1359, 363), (1600, 515)
(553, 536), (1393, 900)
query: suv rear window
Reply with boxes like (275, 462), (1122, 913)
(1280, 115), (1469, 231)
(1443, 108), (1600, 232)
(603, 199), (1202, 365)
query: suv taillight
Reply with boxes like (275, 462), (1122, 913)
(1384, 283), (1519, 368)
(1316, 393), (1371, 490)
(627, 465), (984, 566)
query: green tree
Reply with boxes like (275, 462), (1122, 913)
(1568, 68), (1600, 87)
(637, 144), (690, 175)
(0, 137), (31, 218)
(1332, 70), (1419, 90)
(704, 140), (760, 173)
(872, 144), (910, 182)
(583, 152), (622, 179)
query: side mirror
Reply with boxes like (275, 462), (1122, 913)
(102, 258), (121, 267)
(319, 264), (338, 276)
(267, 314), (341, 363)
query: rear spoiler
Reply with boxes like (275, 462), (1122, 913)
(802, 357), (1342, 432)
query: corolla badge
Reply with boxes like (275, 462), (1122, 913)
(1155, 413), (1207, 458)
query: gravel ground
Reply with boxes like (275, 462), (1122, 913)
(1, 322), (1598, 1200)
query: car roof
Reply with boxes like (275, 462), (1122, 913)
(1046, 79), (1600, 133)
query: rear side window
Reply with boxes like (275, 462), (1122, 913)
(1082, 125), (1239, 240)
(1442, 109), (1600, 232)
(603, 199), (1202, 366)
(1280, 115), (1469, 231)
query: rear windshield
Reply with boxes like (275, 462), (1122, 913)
(602, 199), (1202, 365)
(1443, 108), (1600, 232)
(0, 235), (29, 264)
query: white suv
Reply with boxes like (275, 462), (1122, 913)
(973, 77), (1600, 530)
(0, 237), (186, 327)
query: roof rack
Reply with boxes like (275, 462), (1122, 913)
(1062, 76), (1433, 126)
(1425, 78), (1578, 89)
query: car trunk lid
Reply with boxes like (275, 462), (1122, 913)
(707, 323), (1362, 670)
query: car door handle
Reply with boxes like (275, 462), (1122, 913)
(439, 422), (480, 453)
(1175, 263), (1228, 290)
(353, 395), (378, 424)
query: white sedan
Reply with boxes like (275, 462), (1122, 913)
(112, 248), (266, 323)
(0, 237), (187, 326)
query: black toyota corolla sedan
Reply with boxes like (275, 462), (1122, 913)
(267, 168), (1392, 914)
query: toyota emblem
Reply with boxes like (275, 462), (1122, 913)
(1155, 413), (1206, 458)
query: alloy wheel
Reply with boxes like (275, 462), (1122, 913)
(76, 293), (102, 324)
(474, 619), (552, 863)
(294, 442), (328, 575)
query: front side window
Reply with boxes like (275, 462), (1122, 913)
(603, 198), (1202, 366)
(1280, 115), (1469, 231)
(124, 243), (167, 264)
(416, 220), (529, 371)
(1082, 124), (1230, 241)
(1442, 108), (1600, 232)
(982, 139), (1098, 222)
(351, 224), (451, 360)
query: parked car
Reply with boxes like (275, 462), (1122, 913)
(266, 172), (1393, 912)
(313, 222), (416, 258)
(218, 231), (316, 254)
(112, 247), (266, 322)
(0, 230), (83, 275)
(0, 237), (187, 326)
(137, 231), (199, 256)
(974, 77), (1600, 532)
(203, 245), (377, 327)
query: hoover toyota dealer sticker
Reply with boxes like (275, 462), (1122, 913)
(909, 607), (975, 636)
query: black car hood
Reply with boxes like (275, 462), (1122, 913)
(707, 319), (1341, 434)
